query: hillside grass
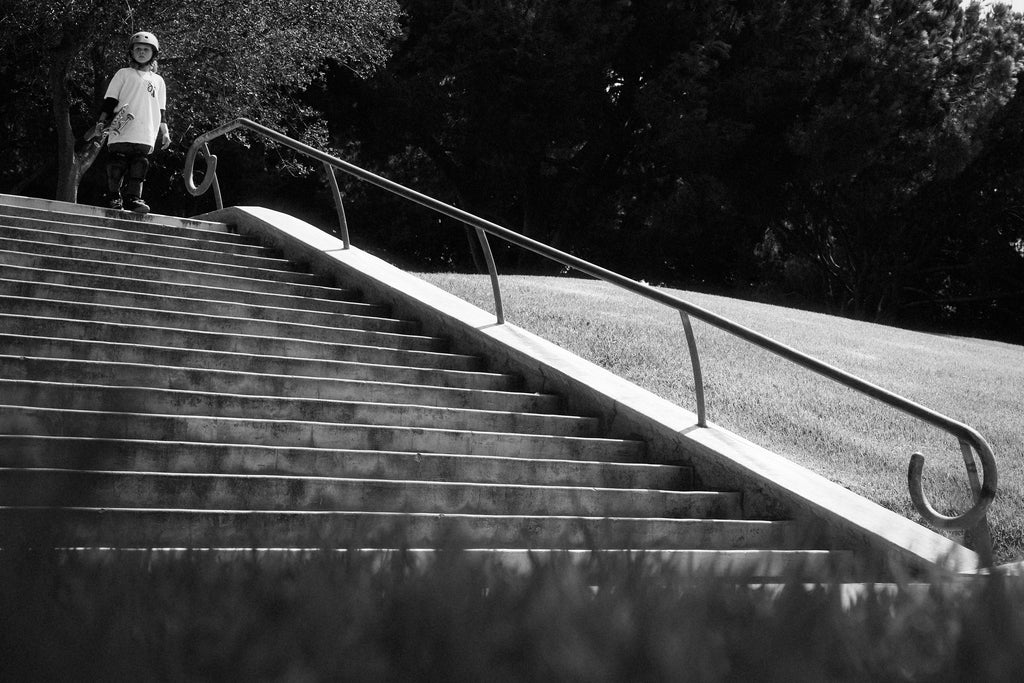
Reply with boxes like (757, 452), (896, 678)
(415, 272), (1024, 565)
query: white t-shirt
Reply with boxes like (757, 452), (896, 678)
(104, 67), (166, 150)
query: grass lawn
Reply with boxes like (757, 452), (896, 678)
(416, 272), (1024, 565)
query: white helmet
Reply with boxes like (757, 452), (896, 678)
(129, 31), (160, 55)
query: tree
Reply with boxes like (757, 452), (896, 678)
(903, 66), (1024, 341)
(327, 1), (737, 271)
(723, 0), (1024, 319)
(0, 0), (401, 203)
(0, 0), (123, 200)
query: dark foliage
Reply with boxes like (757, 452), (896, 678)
(4, 0), (1023, 341)
(3, 546), (1023, 681)
(324, 0), (1024, 342)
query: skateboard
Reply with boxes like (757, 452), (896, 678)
(85, 107), (134, 144)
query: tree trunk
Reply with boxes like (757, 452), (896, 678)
(50, 56), (102, 203)
(51, 59), (77, 202)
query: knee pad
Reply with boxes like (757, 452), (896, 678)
(106, 152), (128, 179)
(128, 155), (150, 182)
(106, 152), (129, 190)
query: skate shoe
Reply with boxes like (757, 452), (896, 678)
(125, 196), (150, 214)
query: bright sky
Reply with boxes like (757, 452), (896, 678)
(986, 0), (1024, 11)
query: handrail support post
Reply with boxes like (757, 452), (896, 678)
(680, 312), (707, 428)
(474, 227), (504, 324)
(959, 439), (995, 566)
(204, 143), (223, 210)
(323, 162), (351, 248)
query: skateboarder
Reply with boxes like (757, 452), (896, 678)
(90, 31), (170, 213)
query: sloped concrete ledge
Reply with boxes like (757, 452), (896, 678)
(202, 205), (980, 575)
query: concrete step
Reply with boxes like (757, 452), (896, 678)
(0, 274), (393, 325)
(0, 379), (596, 436)
(0, 436), (693, 490)
(0, 294), (436, 348)
(0, 223), (293, 270)
(3, 356), (555, 413)
(0, 335), (515, 390)
(0, 263), (386, 315)
(0, 211), (268, 255)
(0, 315), (477, 369)
(0, 249), (355, 299)
(0, 236), (321, 282)
(0, 507), (798, 550)
(0, 468), (739, 518)
(0, 196), (236, 239)
(1, 405), (646, 460)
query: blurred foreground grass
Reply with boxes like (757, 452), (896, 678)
(2, 546), (1022, 681)
(417, 273), (1024, 564)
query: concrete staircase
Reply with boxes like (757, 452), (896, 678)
(0, 194), (860, 577)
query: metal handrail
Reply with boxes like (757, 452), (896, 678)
(183, 118), (997, 552)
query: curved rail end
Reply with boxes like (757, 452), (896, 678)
(182, 141), (219, 196)
(908, 451), (995, 531)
